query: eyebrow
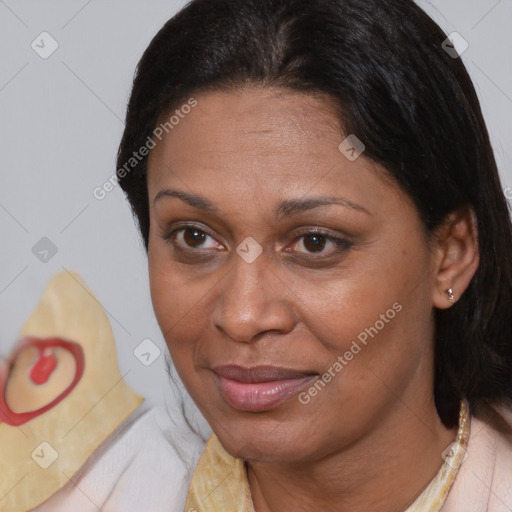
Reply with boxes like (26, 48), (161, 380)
(153, 188), (370, 218)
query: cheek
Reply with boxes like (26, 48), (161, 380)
(284, 247), (416, 350)
(148, 249), (208, 367)
(285, 238), (432, 395)
(148, 241), (183, 326)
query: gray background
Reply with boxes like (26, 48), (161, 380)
(1, 0), (511, 409)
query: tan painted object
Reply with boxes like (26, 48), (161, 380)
(0, 270), (144, 511)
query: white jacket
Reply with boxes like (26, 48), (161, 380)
(441, 407), (512, 511)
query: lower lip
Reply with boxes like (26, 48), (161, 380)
(215, 373), (318, 411)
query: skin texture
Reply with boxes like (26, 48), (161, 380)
(146, 86), (479, 512)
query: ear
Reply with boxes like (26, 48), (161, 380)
(431, 205), (480, 309)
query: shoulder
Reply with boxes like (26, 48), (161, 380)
(442, 404), (512, 512)
(33, 403), (207, 512)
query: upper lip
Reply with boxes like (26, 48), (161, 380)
(212, 365), (318, 383)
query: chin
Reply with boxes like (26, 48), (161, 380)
(211, 420), (313, 464)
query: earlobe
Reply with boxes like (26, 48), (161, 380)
(431, 206), (480, 310)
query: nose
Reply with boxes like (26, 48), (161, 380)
(210, 252), (295, 343)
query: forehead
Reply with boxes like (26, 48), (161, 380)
(149, 87), (339, 170)
(146, 86), (397, 208)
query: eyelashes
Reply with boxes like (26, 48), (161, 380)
(289, 230), (351, 256)
(164, 226), (221, 252)
(161, 224), (353, 261)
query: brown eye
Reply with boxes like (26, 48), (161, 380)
(288, 230), (352, 257)
(302, 234), (327, 253)
(183, 228), (207, 248)
(161, 225), (222, 252)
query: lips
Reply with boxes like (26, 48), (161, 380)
(0, 336), (85, 426)
(212, 365), (318, 411)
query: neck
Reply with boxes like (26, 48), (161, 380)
(247, 396), (458, 512)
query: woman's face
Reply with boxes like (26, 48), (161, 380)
(147, 86), (439, 463)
